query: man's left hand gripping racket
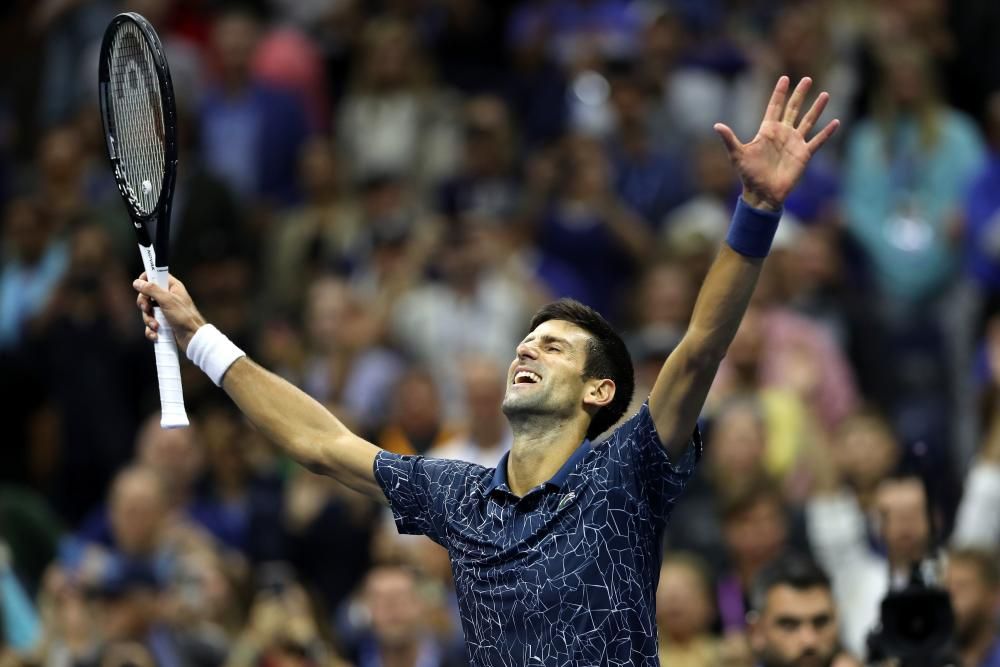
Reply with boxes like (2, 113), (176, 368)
(99, 12), (188, 428)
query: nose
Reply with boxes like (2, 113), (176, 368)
(516, 340), (538, 360)
(796, 623), (820, 651)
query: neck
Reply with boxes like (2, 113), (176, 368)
(507, 414), (588, 496)
(380, 640), (420, 667)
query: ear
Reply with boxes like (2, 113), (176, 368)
(582, 378), (616, 411)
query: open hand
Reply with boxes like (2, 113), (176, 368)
(714, 76), (839, 211)
(134, 273), (206, 353)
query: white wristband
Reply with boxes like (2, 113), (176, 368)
(186, 324), (246, 387)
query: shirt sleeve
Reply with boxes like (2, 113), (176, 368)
(603, 401), (701, 524)
(372, 450), (481, 547)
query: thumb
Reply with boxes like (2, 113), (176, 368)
(713, 123), (742, 156)
(132, 277), (170, 303)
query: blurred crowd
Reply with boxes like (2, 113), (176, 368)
(2, 0), (1000, 666)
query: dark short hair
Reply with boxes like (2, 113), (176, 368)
(718, 473), (784, 523)
(529, 299), (635, 441)
(750, 553), (832, 613)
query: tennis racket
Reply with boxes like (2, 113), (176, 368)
(98, 12), (188, 428)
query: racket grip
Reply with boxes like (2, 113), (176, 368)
(151, 266), (189, 429)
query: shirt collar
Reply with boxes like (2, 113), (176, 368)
(487, 438), (593, 496)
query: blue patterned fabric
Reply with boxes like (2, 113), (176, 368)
(374, 401), (701, 666)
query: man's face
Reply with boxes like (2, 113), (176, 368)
(875, 478), (930, 567)
(945, 559), (1000, 647)
(109, 470), (168, 557)
(364, 568), (423, 648)
(752, 585), (839, 667)
(501, 320), (602, 423)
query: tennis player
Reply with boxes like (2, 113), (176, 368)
(135, 76), (838, 666)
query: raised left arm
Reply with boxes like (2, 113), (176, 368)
(649, 76), (839, 459)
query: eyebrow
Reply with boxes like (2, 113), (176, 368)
(522, 334), (573, 348)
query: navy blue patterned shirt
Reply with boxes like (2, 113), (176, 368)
(373, 402), (701, 667)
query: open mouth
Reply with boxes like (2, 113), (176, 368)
(513, 370), (541, 385)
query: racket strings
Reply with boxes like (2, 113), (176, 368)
(107, 21), (166, 217)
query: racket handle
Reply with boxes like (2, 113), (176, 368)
(138, 245), (189, 429)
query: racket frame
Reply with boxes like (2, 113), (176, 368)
(98, 12), (188, 429)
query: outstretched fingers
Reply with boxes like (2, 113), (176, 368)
(764, 76), (790, 123)
(782, 77), (812, 126)
(806, 118), (841, 155)
(797, 91), (829, 136)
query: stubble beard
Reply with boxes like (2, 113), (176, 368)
(758, 648), (835, 667)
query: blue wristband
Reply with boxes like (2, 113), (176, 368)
(725, 197), (783, 258)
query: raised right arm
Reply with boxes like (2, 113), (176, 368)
(133, 274), (384, 502)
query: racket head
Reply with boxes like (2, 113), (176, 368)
(98, 12), (178, 262)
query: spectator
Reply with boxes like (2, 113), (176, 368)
(944, 547), (1000, 667)
(747, 554), (844, 667)
(296, 277), (404, 433)
(199, 6), (309, 206)
(606, 71), (691, 227)
(710, 299), (859, 434)
(524, 134), (653, 318)
(264, 138), (363, 318)
(0, 198), (67, 351)
(428, 357), (512, 467)
(390, 222), (532, 416)
(347, 563), (464, 667)
(715, 476), (795, 636)
(228, 567), (342, 667)
(375, 368), (460, 456)
(336, 18), (460, 194)
(655, 553), (721, 667)
(436, 95), (520, 223)
(25, 225), (150, 524)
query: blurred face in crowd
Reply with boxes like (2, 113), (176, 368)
(710, 400), (767, 482)
(773, 4), (825, 75)
(694, 138), (737, 199)
(212, 11), (260, 83)
(463, 96), (513, 176)
(38, 125), (84, 187)
(874, 477), (930, 568)
(360, 21), (416, 90)
(637, 262), (695, 331)
(563, 136), (611, 201)
(298, 137), (339, 201)
(656, 559), (715, 643)
(751, 584), (839, 667)
(944, 555), (1000, 648)
(3, 198), (50, 264)
(109, 467), (170, 556)
(392, 370), (443, 439)
(304, 277), (378, 354)
(881, 46), (934, 109)
(833, 413), (899, 494)
(502, 320), (598, 425)
(723, 494), (788, 570)
(364, 566), (425, 648)
(137, 414), (203, 504)
(461, 357), (507, 434)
